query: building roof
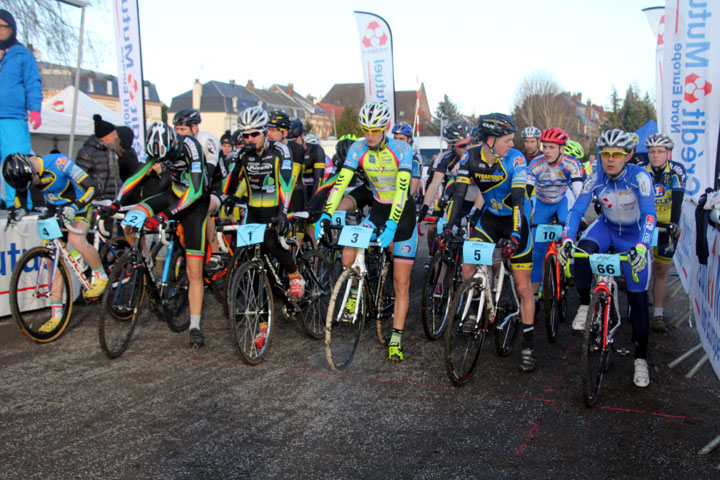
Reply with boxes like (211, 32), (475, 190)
(38, 61), (161, 103)
(322, 83), (366, 109)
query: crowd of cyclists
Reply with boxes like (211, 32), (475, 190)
(2, 99), (687, 389)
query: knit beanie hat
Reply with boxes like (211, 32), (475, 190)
(220, 130), (232, 144)
(116, 126), (134, 150)
(93, 114), (116, 138)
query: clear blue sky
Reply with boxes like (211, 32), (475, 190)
(78, 0), (660, 115)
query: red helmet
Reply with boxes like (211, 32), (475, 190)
(540, 127), (568, 145)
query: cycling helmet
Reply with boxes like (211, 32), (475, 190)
(645, 133), (674, 150)
(521, 126), (542, 139)
(442, 120), (471, 144)
(305, 133), (320, 145)
(231, 129), (244, 146)
(268, 110), (291, 130)
(172, 108), (202, 127)
(358, 101), (391, 129)
(391, 122), (413, 137)
(597, 129), (635, 152)
(470, 125), (480, 143)
(564, 139), (585, 159)
(145, 122), (178, 160)
(287, 119), (304, 139)
(630, 133), (640, 148)
(2, 153), (34, 192)
(335, 134), (357, 161)
(238, 106), (269, 131)
(540, 127), (568, 145)
(477, 113), (517, 141)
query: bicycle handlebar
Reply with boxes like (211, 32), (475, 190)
(564, 246), (639, 283)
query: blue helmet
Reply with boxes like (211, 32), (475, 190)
(391, 122), (413, 137)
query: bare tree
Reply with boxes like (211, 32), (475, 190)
(3, 0), (105, 66)
(511, 71), (574, 132)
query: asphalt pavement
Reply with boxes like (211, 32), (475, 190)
(1, 238), (719, 479)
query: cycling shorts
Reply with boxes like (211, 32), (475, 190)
(470, 212), (532, 270)
(139, 193), (210, 257)
(359, 197), (417, 263)
(346, 185), (374, 211)
(654, 235), (678, 265)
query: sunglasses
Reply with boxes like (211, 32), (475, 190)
(599, 150), (627, 160)
(453, 142), (471, 149)
(242, 131), (263, 139)
(362, 127), (385, 135)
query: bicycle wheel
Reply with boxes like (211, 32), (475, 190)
(542, 254), (560, 343)
(98, 236), (131, 273)
(10, 247), (73, 343)
(228, 260), (275, 365)
(325, 268), (365, 372)
(421, 253), (454, 340)
(494, 272), (521, 357)
(444, 277), (488, 386)
(159, 244), (190, 332)
(298, 249), (333, 339)
(581, 290), (610, 407)
(98, 251), (146, 358)
(375, 260), (394, 345)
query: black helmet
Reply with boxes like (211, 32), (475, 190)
(231, 129), (244, 146)
(477, 113), (517, 141)
(172, 108), (202, 127)
(287, 119), (304, 139)
(442, 120), (471, 144)
(268, 110), (291, 130)
(335, 135), (357, 165)
(2, 153), (34, 192)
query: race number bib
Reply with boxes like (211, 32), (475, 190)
(535, 224), (562, 243)
(236, 224), (266, 247)
(332, 211), (347, 226)
(463, 241), (495, 265)
(122, 210), (147, 228)
(590, 254), (622, 276)
(37, 217), (63, 240)
(338, 225), (373, 248)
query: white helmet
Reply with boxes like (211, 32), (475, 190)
(644, 133), (674, 150)
(521, 126), (541, 139)
(597, 129), (635, 152)
(358, 101), (391, 129)
(305, 133), (320, 145)
(237, 106), (269, 131)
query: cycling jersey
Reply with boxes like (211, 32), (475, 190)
(302, 142), (326, 192)
(21, 153), (95, 213)
(118, 135), (208, 216)
(324, 136), (413, 224)
(222, 141), (293, 220)
(525, 150), (542, 162)
(434, 149), (479, 203)
(447, 146), (529, 232)
(637, 158), (686, 225)
(527, 154), (583, 204)
(563, 164), (656, 247)
(411, 150), (422, 180)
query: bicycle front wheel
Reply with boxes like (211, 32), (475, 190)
(444, 278), (488, 386)
(375, 261), (394, 345)
(581, 290), (610, 407)
(98, 251), (145, 358)
(10, 247), (73, 343)
(494, 273), (521, 357)
(543, 254), (560, 343)
(228, 260), (274, 365)
(298, 249), (333, 339)
(155, 243), (189, 332)
(325, 268), (365, 372)
(421, 253), (454, 340)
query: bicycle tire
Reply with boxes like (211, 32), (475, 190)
(325, 268), (365, 372)
(298, 249), (333, 339)
(375, 260), (394, 345)
(581, 290), (609, 407)
(98, 251), (145, 358)
(10, 247), (73, 343)
(98, 236), (131, 273)
(444, 277), (488, 386)
(494, 271), (520, 357)
(228, 260), (275, 365)
(543, 254), (560, 343)
(159, 244), (190, 332)
(421, 253), (453, 340)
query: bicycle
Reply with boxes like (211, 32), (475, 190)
(98, 211), (191, 358)
(443, 238), (522, 386)
(564, 245), (640, 407)
(532, 222), (566, 344)
(8, 205), (128, 343)
(420, 218), (466, 340)
(226, 213), (333, 365)
(324, 224), (395, 372)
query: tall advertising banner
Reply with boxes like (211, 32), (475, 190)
(643, 6), (665, 123)
(354, 11), (396, 125)
(661, 0), (720, 198)
(113, 0), (146, 159)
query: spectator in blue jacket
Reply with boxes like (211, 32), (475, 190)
(0, 9), (42, 209)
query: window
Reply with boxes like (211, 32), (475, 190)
(107, 80), (113, 95)
(144, 86), (149, 99)
(591, 110), (599, 122)
(232, 96), (238, 112)
(86, 77), (94, 93)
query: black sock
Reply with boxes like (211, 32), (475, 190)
(522, 324), (534, 349)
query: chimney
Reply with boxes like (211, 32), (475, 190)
(288, 83), (294, 97)
(246, 79), (255, 92)
(192, 79), (202, 110)
(586, 100), (592, 121)
(229, 79), (235, 86)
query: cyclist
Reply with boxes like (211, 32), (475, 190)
(527, 128), (583, 315)
(521, 126), (542, 162)
(391, 122), (422, 196)
(116, 122), (211, 349)
(3, 152), (106, 332)
(308, 134), (357, 216)
(222, 107), (305, 313)
(219, 130), (233, 162)
(445, 113), (537, 372)
(560, 129), (656, 387)
(639, 133), (686, 333)
(266, 111), (305, 216)
(172, 109), (226, 271)
(315, 101), (417, 362)
(418, 120), (476, 256)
